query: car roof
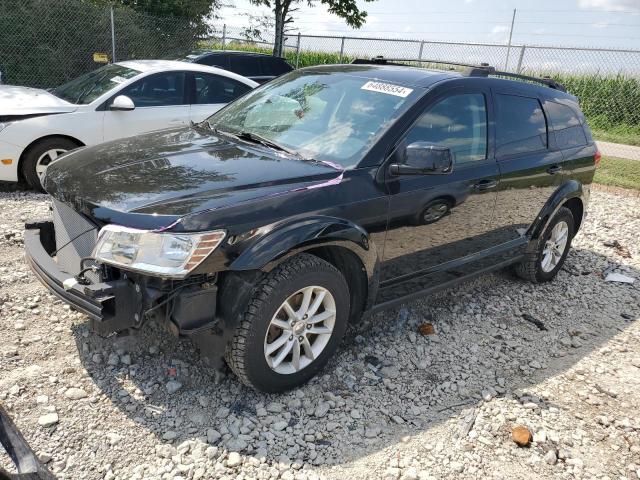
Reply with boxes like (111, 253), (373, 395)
(187, 50), (277, 59)
(300, 63), (461, 88)
(114, 59), (259, 86)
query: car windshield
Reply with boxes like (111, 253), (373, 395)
(51, 64), (141, 105)
(206, 70), (422, 168)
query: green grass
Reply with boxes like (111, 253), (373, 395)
(205, 41), (640, 147)
(591, 126), (640, 146)
(594, 156), (640, 190)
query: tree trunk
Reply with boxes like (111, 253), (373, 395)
(273, 0), (285, 57)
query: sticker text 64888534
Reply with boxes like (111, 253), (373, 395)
(361, 81), (414, 98)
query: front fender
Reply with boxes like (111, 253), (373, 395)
(527, 179), (584, 248)
(229, 216), (378, 278)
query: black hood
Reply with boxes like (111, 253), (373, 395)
(44, 126), (343, 230)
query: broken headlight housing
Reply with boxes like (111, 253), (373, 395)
(93, 225), (226, 278)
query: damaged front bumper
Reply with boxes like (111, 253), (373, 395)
(24, 221), (144, 336)
(24, 221), (221, 336)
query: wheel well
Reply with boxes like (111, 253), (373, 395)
(563, 197), (584, 233)
(428, 195), (456, 208)
(304, 245), (368, 323)
(17, 135), (84, 182)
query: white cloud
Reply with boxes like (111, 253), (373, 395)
(578, 0), (640, 12)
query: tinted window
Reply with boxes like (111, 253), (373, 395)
(260, 57), (292, 76)
(119, 72), (186, 107)
(405, 93), (488, 164)
(199, 54), (228, 69)
(193, 73), (251, 104)
(228, 56), (258, 76)
(496, 94), (547, 157)
(545, 101), (587, 148)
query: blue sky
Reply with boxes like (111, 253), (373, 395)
(219, 0), (640, 49)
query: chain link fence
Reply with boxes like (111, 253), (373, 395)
(0, 1), (638, 159)
(0, 0), (203, 90)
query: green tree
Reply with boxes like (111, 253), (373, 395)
(89, 0), (222, 38)
(248, 0), (376, 57)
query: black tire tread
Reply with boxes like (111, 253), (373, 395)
(515, 206), (574, 283)
(22, 137), (79, 191)
(225, 253), (344, 389)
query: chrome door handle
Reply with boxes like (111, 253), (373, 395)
(547, 165), (563, 175)
(472, 179), (498, 191)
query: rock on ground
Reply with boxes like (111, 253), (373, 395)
(0, 184), (639, 479)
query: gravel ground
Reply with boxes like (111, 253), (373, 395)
(0, 184), (639, 480)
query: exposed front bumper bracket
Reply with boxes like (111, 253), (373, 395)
(24, 222), (140, 336)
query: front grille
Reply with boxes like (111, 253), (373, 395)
(52, 200), (100, 283)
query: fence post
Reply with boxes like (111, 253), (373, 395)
(222, 24), (227, 50)
(516, 45), (526, 74)
(339, 37), (345, 63)
(504, 8), (516, 70)
(418, 40), (424, 60)
(295, 33), (301, 69)
(110, 6), (116, 63)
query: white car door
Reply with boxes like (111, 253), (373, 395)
(102, 71), (190, 142)
(189, 72), (253, 123)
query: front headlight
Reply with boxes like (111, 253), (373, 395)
(0, 122), (12, 133)
(92, 225), (226, 278)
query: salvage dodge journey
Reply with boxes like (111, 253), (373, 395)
(25, 59), (598, 392)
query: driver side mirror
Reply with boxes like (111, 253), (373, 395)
(390, 142), (454, 176)
(109, 95), (135, 111)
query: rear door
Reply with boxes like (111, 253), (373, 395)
(188, 72), (253, 122)
(379, 86), (500, 301)
(102, 71), (189, 141)
(489, 90), (565, 246)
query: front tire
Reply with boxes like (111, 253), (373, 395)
(22, 137), (79, 191)
(226, 253), (350, 392)
(515, 206), (575, 283)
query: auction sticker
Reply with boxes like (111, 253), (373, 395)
(361, 81), (413, 97)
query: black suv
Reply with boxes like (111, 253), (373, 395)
(25, 60), (598, 392)
(180, 50), (294, 84)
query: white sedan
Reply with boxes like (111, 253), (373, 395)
(0, 60), (258, 190)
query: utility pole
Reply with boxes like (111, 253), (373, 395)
(505, 8), (516, 70)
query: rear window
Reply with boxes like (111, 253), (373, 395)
(260, 57), (292, 76)
(198, 54), (228, 69)
(545, 101), (588, 148)
(228, 56), (258, 77)
(495, 94), (548, 158)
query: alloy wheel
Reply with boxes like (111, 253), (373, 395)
(541, 220), (569, 272)
(264, 286), (336, 374)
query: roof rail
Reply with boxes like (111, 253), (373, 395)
(351, 56), (566, 92)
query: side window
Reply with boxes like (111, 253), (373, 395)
(495, 94), (547, 157)
(118, 72), (185, 107)
(405, 93), (488, 164)
(228, 56), (258, 77)
(545, 101), (588, 148)
(193, 74), (251, 104)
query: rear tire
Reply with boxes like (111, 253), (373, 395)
(22, 137), (79, 191)
(226, 253), (350, 392)
(515, 206), (575, 283)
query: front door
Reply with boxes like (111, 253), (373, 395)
(102, 71), (190, 142)
(378, 88), (500, 303)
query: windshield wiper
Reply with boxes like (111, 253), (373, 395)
(236, 131), (302, 157)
